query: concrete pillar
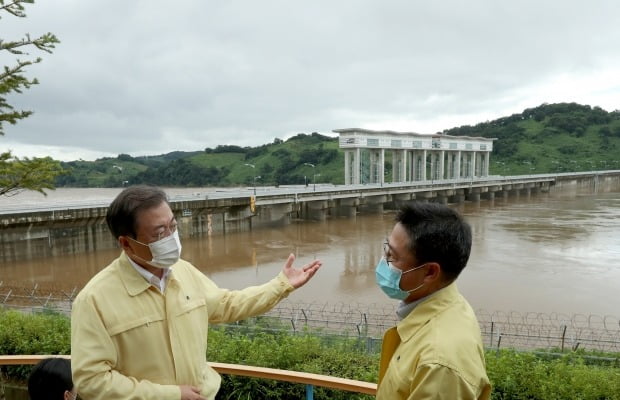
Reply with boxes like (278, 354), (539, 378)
(354, 148), (361, 184)
(379, 149), (385, 185)
(253, 203), (293, 228)
(484, 191), (495, 200)
(413, 151), (423, 181)
(407, 150), (412, 182)
(344, 150), (351, 185)
(409, 150), (418, 182)
(456, 151), (461, 180)
(391, 193), (414, 210)
(392, 150), (406, 183)
(400, 149), (407, 183)
(369, 151), (377, 184)
(471, 151), (477, 178)
(359, 195), (387, 214)
(333, 198), (359, 217)
(422, 150), (427, 181)
(439, 150), (445, 180)
(484, 153), (490, 176)
(334, 205), (356, 218)
(454, 194), (466, 203)
(360, 202), (384, 214)
(301, 200), (329, 221)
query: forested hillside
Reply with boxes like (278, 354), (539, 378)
(55, 133), (342, 187)
(443, 103), (620, 174)
(54, 103), (620, 187)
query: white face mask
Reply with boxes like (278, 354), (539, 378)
(129, 230), (182, 269)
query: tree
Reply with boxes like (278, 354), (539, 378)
(0, 152), (63, 195)
(1, 0), (63, 196)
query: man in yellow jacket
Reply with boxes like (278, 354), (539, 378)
(376, 203), (491, 399)
(71, 185), (321, 400)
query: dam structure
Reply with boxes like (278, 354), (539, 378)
(2, 171), (620, 263)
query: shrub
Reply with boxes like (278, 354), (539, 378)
(486, 349), (620, 400)
(0, 308), (70, 382)
(2, 309), (620, 399)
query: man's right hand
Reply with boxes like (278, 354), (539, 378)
(180, 385), (206, 400)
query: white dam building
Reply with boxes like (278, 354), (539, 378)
(335, 128), (496, 185)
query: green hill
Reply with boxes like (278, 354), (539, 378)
(54, 103), (620, 187)
(55, 132), (342, 187)
(442, 102), (620, 175)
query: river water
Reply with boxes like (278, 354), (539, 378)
(1, 186), (619, 318)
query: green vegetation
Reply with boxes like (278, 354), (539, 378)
(2, 308), (620, 399)
(486, 349), (620, 400)
(208, 326), (377, 400)
(55, 133), (343, 188)
(52, 103), (620, 188)
(0, 308), (70, 384)
(0, 0), (64, 197)
(443, 102), (620, 175)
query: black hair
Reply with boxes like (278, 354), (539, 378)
(395, 202), (472, 281)
(105, 185), (169, 239)
(28, 357), (73, 400)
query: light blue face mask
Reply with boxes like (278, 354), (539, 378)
(375, 258), (426, 300)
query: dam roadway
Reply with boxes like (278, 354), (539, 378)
(1, 172), (618, 239)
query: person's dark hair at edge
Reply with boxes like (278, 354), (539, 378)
(28, 358), (72, 400)
(396, 202), (472, 281)
(106, 185), (169, 239)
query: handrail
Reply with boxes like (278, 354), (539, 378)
(0, 355), (377, 396)
(209, 362), (377, 395)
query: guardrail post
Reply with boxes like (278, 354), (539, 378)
(305, 384), (314, 400)
(489, 320), (494, 347)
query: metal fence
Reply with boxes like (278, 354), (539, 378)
(2, 283), (619, 354)
(0, 282), (76, 315)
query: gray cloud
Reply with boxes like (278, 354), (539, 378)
(3, 0), (620, 160)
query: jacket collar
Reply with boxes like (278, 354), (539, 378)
(396, 282), (461, 342)
(118, 252), (157, 296)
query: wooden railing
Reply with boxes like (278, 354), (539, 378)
(0, 355), (377, 399)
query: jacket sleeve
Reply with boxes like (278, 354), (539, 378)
(71, 294), (181, 400)
(407, 363), (490, 400)
(205, 271), (294, 324)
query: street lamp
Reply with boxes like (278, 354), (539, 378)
(303, 163), (317, 191)
(244, 163), (257, 195)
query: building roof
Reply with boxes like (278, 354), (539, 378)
(333, 128), (496, 141)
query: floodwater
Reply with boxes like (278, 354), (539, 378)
(1, 186), (619, 318)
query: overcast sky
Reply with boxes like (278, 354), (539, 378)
(2, 0), (620, 161)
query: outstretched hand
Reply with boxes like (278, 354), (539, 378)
(282, 253), (322, 289)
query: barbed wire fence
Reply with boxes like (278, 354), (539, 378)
(2, 282), (619, 355)
(0, 282), (75, 315)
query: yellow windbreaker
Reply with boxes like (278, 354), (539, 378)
(377, 283), (491, 400)
(71, 252), (294, 400)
